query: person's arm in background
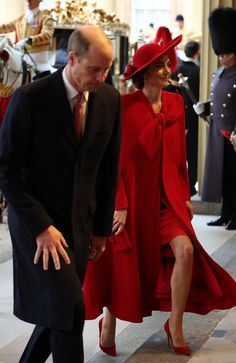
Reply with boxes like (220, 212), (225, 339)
(0, 19), (17, 35)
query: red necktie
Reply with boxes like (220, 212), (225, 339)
(74, 92), (85, 139)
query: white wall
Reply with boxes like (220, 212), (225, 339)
(0, 0), (24, 24)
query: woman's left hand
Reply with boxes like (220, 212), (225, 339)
(186, 200), (194, 220)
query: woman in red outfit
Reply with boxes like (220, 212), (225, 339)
(83, 33), (236, 356)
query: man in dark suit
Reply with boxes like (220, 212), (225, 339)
(0, 25), (121, 363)
(173, 40), (200, 196)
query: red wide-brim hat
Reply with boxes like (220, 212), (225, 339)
(124, 34), (182, 80)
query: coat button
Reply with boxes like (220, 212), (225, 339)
(210, 92), (213, 96)
(223, 103), (227, 107)
(221, 114), (225, 118)
(210, 112), (213, 116)
(227, 93), (231, 97)
(233, 84), (236, 88)
(210, 102), (213, 106)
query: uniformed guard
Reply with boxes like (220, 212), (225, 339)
(0, 0), (54, 72)
(193, 7), (236, 230)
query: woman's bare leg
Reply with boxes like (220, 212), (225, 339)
(100, 308), (116, 347)
(169, 235), (193, 347)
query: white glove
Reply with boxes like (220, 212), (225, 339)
(230, 131), (236, 152)
(15, 38), (29, 50)
(193, 102), (205, 115)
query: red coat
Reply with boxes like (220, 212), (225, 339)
(0, 95), (11, 128)
(83, 90), (236, 322)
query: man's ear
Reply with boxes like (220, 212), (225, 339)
(68, 51), (76, 66)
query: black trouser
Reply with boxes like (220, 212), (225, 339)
(19, 304), (85, 363)
(221, 137), (236, 222)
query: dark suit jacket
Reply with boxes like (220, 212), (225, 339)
(0, 68), (121, 329)
(172, 60), (200, 195)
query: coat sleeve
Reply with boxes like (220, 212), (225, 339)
(93, 93), (122, 236)
(0, 88), (53, 237)
(114, 173), (129, 210)
(178, 95), (191, 201)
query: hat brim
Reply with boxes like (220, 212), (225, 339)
(124, 35), (182, 80)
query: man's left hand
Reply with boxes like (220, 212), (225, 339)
(88, 236), (106, 261)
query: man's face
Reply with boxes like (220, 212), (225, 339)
(67, 44), (113, 92)
(26, 0), (41, 11)
(219, 53), (236, 68)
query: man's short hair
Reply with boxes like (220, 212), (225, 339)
(184, 40), (200, 58)
(175, 14), (184, 22)
(67, 29), (90, 59)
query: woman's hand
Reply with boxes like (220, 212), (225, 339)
(186, 200), (194, 220)
(112, 209), (127, 235)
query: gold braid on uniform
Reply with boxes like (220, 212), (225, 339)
(0, 83), (14, 98)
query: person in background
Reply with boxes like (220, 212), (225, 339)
(83, 29), (236, 358)
(0, 0), (54, 72)
(144, 22), (156, 43)
(173, 40), (200, 196)
(193, 7), (236, 230)
(172, 14), (185, 51)
(0, 25), (121, 363)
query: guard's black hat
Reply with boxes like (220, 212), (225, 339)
(209, 7), (236, 55)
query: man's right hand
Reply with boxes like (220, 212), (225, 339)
(34, 225), (70, 271)
(193, 102), (205, 115)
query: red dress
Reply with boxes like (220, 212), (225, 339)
(83, 90), (236, 322)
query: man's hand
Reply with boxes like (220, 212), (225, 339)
(15, 38), (29, 50)
(186, 200), (194, 220)
(193, 102), (205, 115)
(34, 225), (70, 270)
(112, 209), (127, 235)
(88, 236), (106, 260)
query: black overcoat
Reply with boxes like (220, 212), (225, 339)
(202, 66), (236, 202)
(0, 68), (121, 330)
(172, 60), (200, 195)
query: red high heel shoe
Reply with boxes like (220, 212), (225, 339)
(164, 320), (191, 356)
(98, 317), (117, 357)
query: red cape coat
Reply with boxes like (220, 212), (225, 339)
(83, 90), (236, 323)
(0, 95), (11, 128)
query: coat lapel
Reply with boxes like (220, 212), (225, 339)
(78, 90), (107, 156)
(48, 69), (80, 152)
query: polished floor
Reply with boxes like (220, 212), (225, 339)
(0, 213), (236, 363)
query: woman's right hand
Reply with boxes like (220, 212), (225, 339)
(112, 209), (127, 235)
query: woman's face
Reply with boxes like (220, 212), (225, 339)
(144, 55), (171, 89)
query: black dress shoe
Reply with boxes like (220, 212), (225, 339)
(225, 221), (236, 230)
(207, 217), (229, 226)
